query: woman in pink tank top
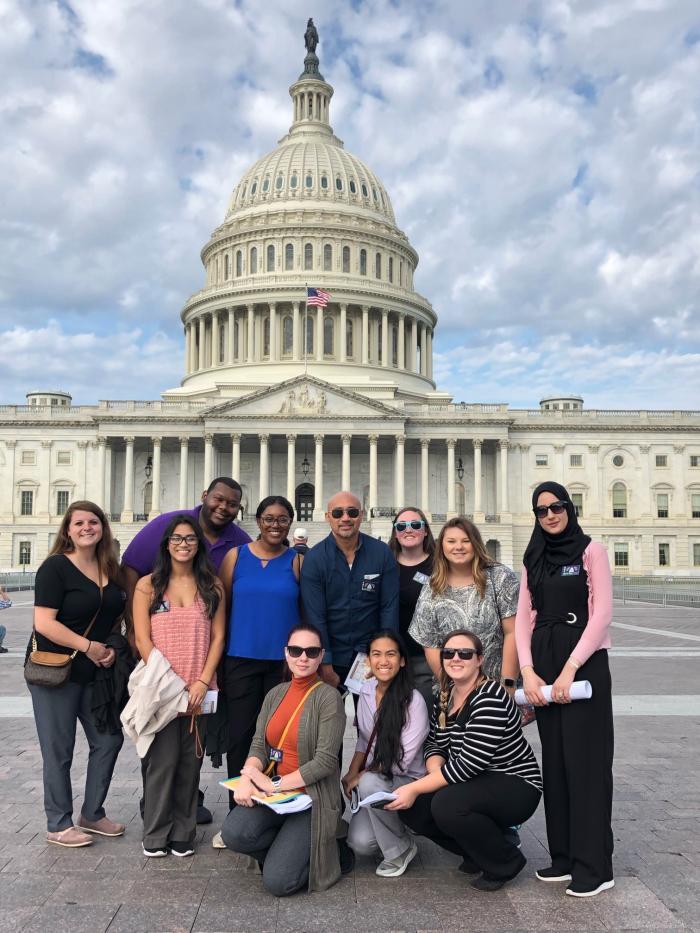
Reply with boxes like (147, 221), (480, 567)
(133, 515), (225, 858)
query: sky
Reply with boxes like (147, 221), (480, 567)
(1, 0), (699, 408)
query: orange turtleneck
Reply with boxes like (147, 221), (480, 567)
(265, 673), (320, 778)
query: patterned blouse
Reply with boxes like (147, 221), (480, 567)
(408, 564), (519, 680)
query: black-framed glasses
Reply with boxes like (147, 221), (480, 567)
(169, 534), (198, 545)
(394, 519), (425, 532)
(261, 515), (291, 527)
(330, 507), (361, 519)
(285, 645), (323, 659)
(533, 501), (567, 519)
(440, 648), (478, 661)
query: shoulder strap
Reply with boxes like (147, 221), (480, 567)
(264, 680), (323, 774)
(359, 717), (380, 772)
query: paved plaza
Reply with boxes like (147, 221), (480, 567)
(0, 595), (699, 932)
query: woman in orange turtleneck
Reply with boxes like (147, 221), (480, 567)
(220, 622), (346, 896)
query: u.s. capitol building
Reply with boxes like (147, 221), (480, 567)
(2, 38), (699, 576)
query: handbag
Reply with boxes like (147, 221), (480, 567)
(24, 573), (103, 688)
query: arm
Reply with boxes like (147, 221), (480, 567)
(132, 578), (155, 663)
(424, 647), (442, 680)
(218, 548), (239, 620)
(187, 582), (227, 713)
(440, 689), (508, 784)
(341, 750), (366, 798)
(34, 607), (108, 665)
(379, 547), (399, 630)
(500, 615), (518, 687)
(397, 693), (431, 770)
(384, 765), (448, 810)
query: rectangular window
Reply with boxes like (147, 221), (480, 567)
(655, 454), (668, 467)
(535, 454), (548, 467)
(570, 454), (583, 467)
(691, 455), (700, 468)
(692, 493), (700, 519)
(19, 541), (32, 565)
(694, 543), (700, 567)
(571, 493), (583, 517)
(658, 542), (670, 566)
(20, 490), (33, 516)
(656, 493), (669, 518)
(56, 450), (72, 466)
(21, 450), (36, 465)
(613, 543), (629, 567)
(56, 490), (70, 514)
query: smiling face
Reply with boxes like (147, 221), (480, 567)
(441, 527), (474, 568)
(394, 509), (427, 551)
(368, 636), (405, 685)
(536, 490), (570, 536)
(167, 522), (199, 565)
(441, 634), (482, 685)
(285, 628), (324, 679)
(200, 483), (241, 529)
(257, 502), (292, 547)
(67, 510), (103, 550)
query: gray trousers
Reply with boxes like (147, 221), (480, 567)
(347, 770), (415, 861)
(142, 716), (202, 848)
(29, 681), (124, 833)
(221, 804), (312, 897)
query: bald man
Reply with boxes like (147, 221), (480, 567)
(300, 491), (399, 689)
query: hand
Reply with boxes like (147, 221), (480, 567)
(85, 640), (110, 666)
(341, 770), (362, 799)
(522, 668), (548, 707)
(504, 683), (516, 699)
(384, 783), (419, 811)
(551, 667), (576, 704)
(320, 664), (340, 689)
(187, 679), (208, 713)
(233, 776), (257, 807)
(98, 647), (116, 668)
(240, 766), (274, 794)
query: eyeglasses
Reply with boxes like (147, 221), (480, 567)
(533, 501), (567, 519)
(169, 534), (198, 545)
(394, 519), (425, 532)
(261, 515), (291, 527)
(285, 645), (323, 659)
(330, 507), (361, 519)
(440, 648), (478, 661)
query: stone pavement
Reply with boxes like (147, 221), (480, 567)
(1, 595), (699, 932)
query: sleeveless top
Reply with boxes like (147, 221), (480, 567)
(150, 593), (216, 688)
(227, 545), (300, 660)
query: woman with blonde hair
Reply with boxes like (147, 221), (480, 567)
(26, 500), (127, 848)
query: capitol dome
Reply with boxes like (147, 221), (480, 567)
(171, 38), (436, 401)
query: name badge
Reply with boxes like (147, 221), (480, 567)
(269, 747), (283, 763)
(561, 565), (581, 576)
(361, 580), (376, 592)
(154, 599), (170, 613)
(364, 573), (379, 580)
(413, 571), (430, 585)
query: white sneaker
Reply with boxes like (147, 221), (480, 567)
(212, 830), (227, 849)
(375, 839), (418, 878)
(566, 879), (615, 897)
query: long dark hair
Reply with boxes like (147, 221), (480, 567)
(149, 514), (220, 619)
(366, 630), (415, 777)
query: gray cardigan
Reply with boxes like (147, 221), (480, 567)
(248, 680), (347, 892)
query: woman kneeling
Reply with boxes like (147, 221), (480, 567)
(221, 622), (346, 896)
(387, 629), (542, 891)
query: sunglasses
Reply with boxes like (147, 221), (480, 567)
(394, 519), (425, 532)
(440, 648), (478, 661)
(169, 534), (198, 545)
(330, 507), (361, 519)
(285, 645), (323, 659)
(533, 501), (568, 519)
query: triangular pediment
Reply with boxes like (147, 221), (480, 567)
(203, 376), (402, 420)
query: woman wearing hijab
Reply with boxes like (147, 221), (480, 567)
(515, 481), (614, 898)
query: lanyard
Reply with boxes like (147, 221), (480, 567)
(265, 680), (323, 774)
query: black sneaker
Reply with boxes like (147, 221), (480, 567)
(338, 838), (355, 875)
(197, 789), (213, 825)
(0, 646), (9, 654)
(566, 879), (614, 897)
(503, 828), (521, 848)
(471, 874), (505, 892)
(536, 866), (572, 882)
(142, 843), (168, 858)
(458, 855), (481, 874)
(170, 841), (194, 857)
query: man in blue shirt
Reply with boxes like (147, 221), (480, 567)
(301, 490), (399, 689)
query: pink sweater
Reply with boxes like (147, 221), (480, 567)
(515, 541), (613, 670)
(150, 595), (216, 689)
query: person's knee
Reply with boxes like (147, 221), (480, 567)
(430, 789), (461, 831)
(357, 771), (388, 796)
(263, 864), (307, 897)
(220, 809), (256, 852)
(347, 822), (378, 857)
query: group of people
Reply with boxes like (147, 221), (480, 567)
(27, 477), (615, 900)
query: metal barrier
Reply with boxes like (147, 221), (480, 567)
(0, 571), (37, 592)
(613, 576), (700, 609)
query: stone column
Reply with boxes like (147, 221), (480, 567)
(313, 434), (324, 519)
(426, 328), (433, 380)
(518, 444), (530, 514)
(6, 440), (17, 520)
(473, 438), (483, 513)
(97, 437), (107, 510)
(369, 435), (378, 514)
(247, 304), (255, 362)
(150, 437), (162, 516)
(637, 445), (651, 518)
(198, 317), (206, 370)
(398, 313), (405, 370)
(361, 306), (369, 365)
(228, 308), (235, 363)
(179, 437), (189, 508)
(122, 436), (135, 522)
(420, 322), (428, 376)
(381, 308), (389, 367)
(286, 434), (296, 503)
(499, 439), (509, 513)
(231, 433), (241, 482)
(269, 303), (278, 362)
(341, 434), (352, 491)
(316, 308), (324, 361)
(421, 438), (430, 513)
(203, 433), (214, 488)
(409, 316), (418, 373)
(40, 440), (51, 517)
(77, 440), (89, 500)
(394, 435), (405, 507)
(258, 434), (269, 500)
(212, 313), (220, 367)
(184, 325), (191, 375)
(554, 445), (565, 482)
(339, 304), (347, 362)
(292, 301), (301, 360)
(447, 439), (456, 516)
(673, 444), (686, 518)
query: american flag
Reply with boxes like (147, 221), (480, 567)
(306, 287), (331, 307)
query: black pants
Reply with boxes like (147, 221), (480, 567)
(223, 656), (283, 807)
(532, 626), (614, 888)
(400, 773), (541, 880)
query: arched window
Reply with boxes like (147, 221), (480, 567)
(324, 315), (334, 355)
(267, 244), (275, 272)
(335, 176), (343, 191)
(224, 253), (230, 279)
(323, 244), (332, 272)
(360, 249), (367, 276)
(399, 260), (403, 285)
(304, 243), (313, 271)
(290, 173), (298, 189)
(388, 257), (393, 283)
(346, 318), (353, 358)
(349, 179), (357, 194)
(235, 250), (242, 277)
(282, 316), (293, 355)
(219, 322), (225, 363)
(391, 323), (398, 366)
(375, 252), (382, 279)
(263, 316), (270, 357)
(233, 321), (239, 359)
(275, 175), (283, 190)
(285, 243), (294, 270)
(304, 315), (314, 355)
(305, 174), (313, 189)
(612, 483), (627, 518)
(321, 175), (329, 190)
(262, 178), (270, 193)
(250, 247), (258, 274)
(342, 246), (350, 273)
(378, 320), (383, 363)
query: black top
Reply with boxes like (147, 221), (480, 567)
(398, 555), (433, 657)
(29, 554), (126, 685)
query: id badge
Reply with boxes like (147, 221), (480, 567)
(361, 580), (376, 592)
(154, 599), (170, 613)
(413, 571), (430, 585)
(269, 746), (283, 763)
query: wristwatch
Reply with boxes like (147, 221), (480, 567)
(271, 775), (282, 790)
(501, 678), (516, 688)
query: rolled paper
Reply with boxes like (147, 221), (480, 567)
(514, 680), (593, 707)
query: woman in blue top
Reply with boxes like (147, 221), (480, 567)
(218, 496), (303, 812)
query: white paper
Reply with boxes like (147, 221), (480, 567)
(189, 689), (218, 714)
(253, 793), (312, 814)
(344, 652), (372, 695)
(514, 680), (592, 707)
(350, 790), (397, 814)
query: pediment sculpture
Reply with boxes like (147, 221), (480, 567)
(279, 386), (328, 414)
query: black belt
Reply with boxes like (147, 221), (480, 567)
(535, 613), (587, 631)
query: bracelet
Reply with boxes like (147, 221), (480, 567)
(520, 664), (533, 674)
(566, 656), (581, 670)
(197, 679), (209, 688)
(85, 640), (91, 653)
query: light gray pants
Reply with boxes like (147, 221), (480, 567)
(29, 681), (124, 833)
(347, 771), (415, 861)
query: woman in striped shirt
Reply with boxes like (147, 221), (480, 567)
(387, 629), (542, 891)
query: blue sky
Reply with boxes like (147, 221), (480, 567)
(1, 0), (699, 408)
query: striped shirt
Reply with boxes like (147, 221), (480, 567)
(424, 680), (542, 791)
